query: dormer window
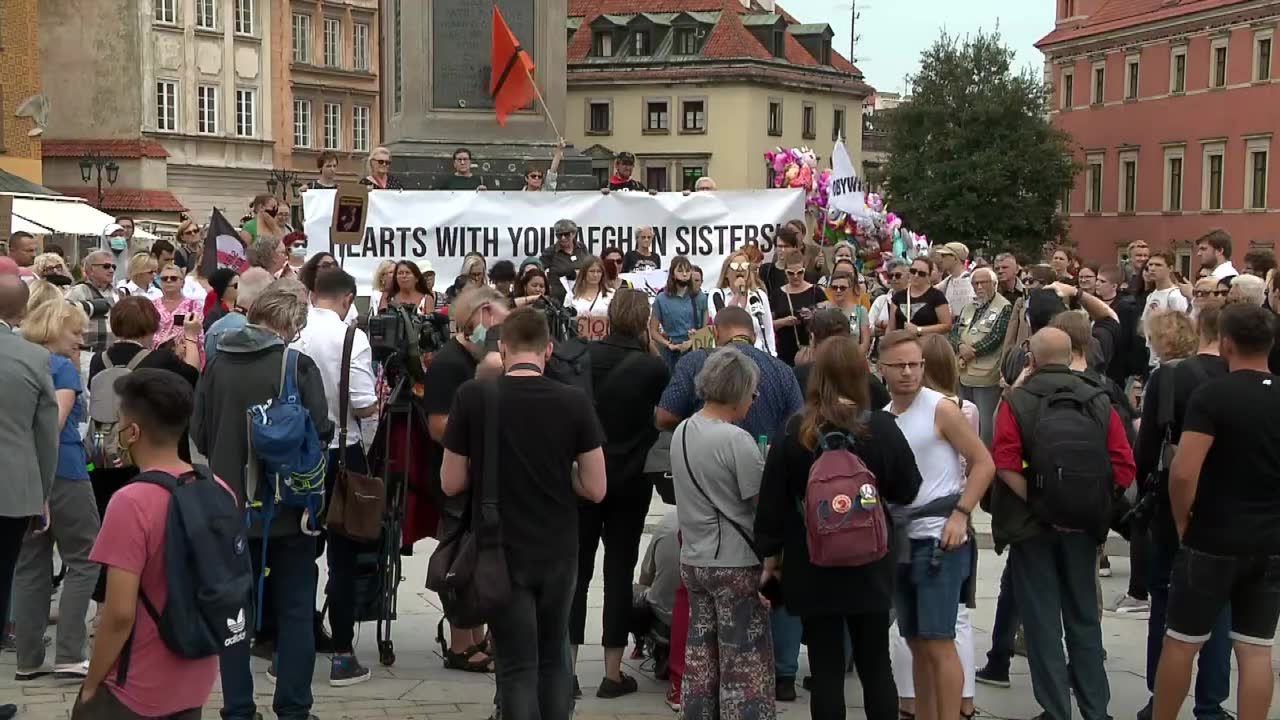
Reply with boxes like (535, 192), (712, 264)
(772, 29), (785, 57)
(592, 31), (613, 57)
(675, 27), (698, 55)
(634, 31), (651, 55)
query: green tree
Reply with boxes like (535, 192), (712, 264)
(883, 30), (1078, 259)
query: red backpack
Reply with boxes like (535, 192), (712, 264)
(803, 431), (889, 567)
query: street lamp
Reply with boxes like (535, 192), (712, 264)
(267, 169), (305, 228)
(79, 152), (120, 208)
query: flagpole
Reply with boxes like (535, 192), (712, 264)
(521, 64), (563, 142)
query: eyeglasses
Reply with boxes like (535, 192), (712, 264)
(160, 275), (183, 283)
(830, 285), (851, 292)
(881, 361), (925, 373)
(372, 158), (391, 166)
(729, 261), (751, 272)
(909, 269), (930, 278)
(972, 279), (994, 287)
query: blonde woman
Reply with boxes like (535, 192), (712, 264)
(25, 279), (66, 316)
(174, 218), (203, 270)
(32, 253), (72, 284)
(368, 260), (395, 317)
(708, 250), (776, 356)
(361, 146), (404, 190)
(116, 252), (161, 300)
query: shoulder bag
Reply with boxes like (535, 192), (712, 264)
(326, 324), (387, 543)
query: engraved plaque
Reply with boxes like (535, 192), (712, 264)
(432, 0), (536, 110)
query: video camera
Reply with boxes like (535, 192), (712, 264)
(367, 303), (450, 385)
(68, 296), (112, 321)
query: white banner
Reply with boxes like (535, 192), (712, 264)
(828, 138), (869, 219)
(302, 189), (804, 294)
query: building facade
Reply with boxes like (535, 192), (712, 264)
(1039, 0), (1280, 269)
(565, 0), (872, 191)
(0, 0), (44, 185)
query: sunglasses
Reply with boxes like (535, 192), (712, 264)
(909, 269), (930, 278)
(527, 173), (543, 180)
(729, 261), (751, 271)
(160, 276), (183, 282)
(94, 263), (117, 270)
(183, 228), (201, 236)
(373, 158), (391, 166)
(557, 231), (575, 238)
(830, 285), (851, 292)
(890, 272), (905, 280)
(785, 269), (806, 277)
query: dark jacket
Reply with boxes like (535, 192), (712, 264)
(586, 335), (670, 497)
(754, 413), (922, 617)
(192, 325), (334, 538)
(539, 242), (592, 303)
(1106, 292), (1142, 386)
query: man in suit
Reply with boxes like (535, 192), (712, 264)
(0, 271), (59, 720)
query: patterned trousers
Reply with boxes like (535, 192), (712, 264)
(680, 564), (776, 720)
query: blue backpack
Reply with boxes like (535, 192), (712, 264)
(245, 348), (327, 626)
(115, 467), (254, 686)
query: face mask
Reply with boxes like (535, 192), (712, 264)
(109, 237), (127, 252)
(675, 277), (690, 287)
(265, 207), (279, 218)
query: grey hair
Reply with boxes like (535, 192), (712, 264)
(885, 257), (907, 272)
(82, 249), (113, 270)
(237, 268), (274, 310)
(694, 347), (760, 407)
(247, 286), (308, 338)
(971, 267), (997, 284)
(271, 276), (308, 301)
(1231, 273), (1267, 306)
(994, 253), (1018, 265)
(246, 238), (280, 269)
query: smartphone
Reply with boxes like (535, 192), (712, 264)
(173, 313), (186, 326)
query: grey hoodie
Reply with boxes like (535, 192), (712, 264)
(192, 325), (334, 537)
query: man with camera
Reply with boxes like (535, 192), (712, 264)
(66, 249), (120, 379)
(424, 286), (509, 670)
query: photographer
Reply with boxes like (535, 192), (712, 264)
(423, 286), (509, 672)
(67, 250), (120, 379)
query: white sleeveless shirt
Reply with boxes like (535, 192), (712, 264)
(887, 386), (967, 540)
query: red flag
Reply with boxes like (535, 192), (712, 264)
(490, 6), (537, 127)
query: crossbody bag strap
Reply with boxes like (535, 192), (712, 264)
(679, 425), (761, 560)
(784, 289), (801, 346)
(337, 323), (357, 466)
(479, 380), (501, 525)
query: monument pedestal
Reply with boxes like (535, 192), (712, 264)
(381, 0), (597, 190)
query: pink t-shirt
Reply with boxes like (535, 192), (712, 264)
(89, 466), (231, 716)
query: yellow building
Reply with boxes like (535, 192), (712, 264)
(0, 0), (44, 185)
(565, 0), (872, 190)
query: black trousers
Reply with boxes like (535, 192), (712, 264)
(803, 612), (897, 720)
(568, 474), (652, 648)
(1127, 524), (1151, 601)
(0, 516), (28, 630)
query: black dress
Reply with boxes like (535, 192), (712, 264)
(770, 284), (823, 366)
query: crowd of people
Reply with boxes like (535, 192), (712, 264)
(2, 143), (1280, 720)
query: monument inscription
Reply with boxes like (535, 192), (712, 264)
(431, 0), (537, 110)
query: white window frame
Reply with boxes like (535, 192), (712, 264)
(1124, 54), (1140, 100)
(292, 13), (312, 64)
(1245, 136), (1271, 210)
(154, 0), (176, 25)
(1091, 60), (1105, 104)
(353, 105), (371, 153)
(1086, 152), (1104, 213)
(1060, 68), (1074, 109)
(155, 80), (178, 132)
(1210, 36), (1229, 88)
(195, 0), (217, 30)
(235, 88), (257, 138)
(1254, 30), (1274, 82)
(1170, 44), (1188, 93)
(293, 99), (312, 148)
(1163, 144), (1185, 212)
(196, 85), (218, 135)
(1118, 150), (1138, 213)
(234, 0), (254, 36)
(353, 23), (371, 72)
(323, 17), (342, 68)
(1202, 141), (1226, 211)
(323, 102), (342, 150)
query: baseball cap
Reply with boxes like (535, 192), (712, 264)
(943, 242), (970, 261)
(416, 259), (435, 275)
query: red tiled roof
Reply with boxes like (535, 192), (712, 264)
(51, 187), (187, 213)
(702, 8), (772, 59)
(1037, 0), (1250, 47)
(42, 139), (170, 159)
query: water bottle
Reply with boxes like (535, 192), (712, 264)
(757, 434), (769, 458)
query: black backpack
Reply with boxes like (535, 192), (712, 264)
(1023, 386), (1115, 540)
(115, 467), (254, 684)
(546, 337), (593, 396)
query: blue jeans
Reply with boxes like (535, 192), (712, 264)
(984, 562), (1019, 674)
(490, 556), (577, 720)
(894, 539), (971, 640)
(220, 532), (318, 720)
(1009, 531), (1109, 720)
(1144, 525), (1231, 718)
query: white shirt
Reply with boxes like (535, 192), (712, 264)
(291, 306), (377, 448)
(869, 292), (893, 330)
(182, 275), (208, 304)
(1210, 261), (1239, 281)
(707, 287), (777, 356)
(115, 279), (161, 301)
(888, 387), (967, 540)
(936, 272), (975, 318)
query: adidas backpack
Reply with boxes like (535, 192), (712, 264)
(802, 430), (889, 567)
(87, 350), (151, 468)
(116, 466), (254, 685)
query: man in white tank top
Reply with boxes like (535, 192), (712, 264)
(879, 330), (995, 720)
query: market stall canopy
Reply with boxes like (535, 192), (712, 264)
(8, 194), (156, 240)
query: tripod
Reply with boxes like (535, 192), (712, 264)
(373, 371), (415, 667)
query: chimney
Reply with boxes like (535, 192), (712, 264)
(758, 0), (776, 11)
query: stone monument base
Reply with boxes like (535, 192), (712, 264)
(386, 140), (598, 191)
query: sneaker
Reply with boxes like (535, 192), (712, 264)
(596, 672), (639, 699)
(14, 666), (51, 681)
(574, 675), (582, 699)
(250, 640), (275, 661)
(975, 664), (1011, 688)
(776, 676), (797, 702)
(330, 655), (372, 687)
(0, 703), (17, 720)
(665, 685), (682, 712)
(801, 675), (814, 691)
(1135, 701), (1152, 720)
(264, 663), (277, 685)
(53, 660), (90, 680)
(1112, 594), (1151, 618)
(1098, 556), (1112, 577)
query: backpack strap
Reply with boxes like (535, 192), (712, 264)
(478, 380), (501, 529)
(103, 354), (115, 371)
(679, 426), (761, 561)
(279, 349), (300, 402)
(124, 349), (152, 371)
(337, 324), (357, 461)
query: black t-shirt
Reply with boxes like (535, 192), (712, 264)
(443, 375), (604, 565)
(422, 338), (480, 495)
(891, 287), (949, 329)
(1181, 370), (1280, 555)
(88, 342), (200, 388)
(1090, 316), (1122, 372)
(622, 250), (661, 273)
(770, 285), (824, 366)
(586, 337), (670, 492)
(439, 174), (486, 190)
(793, 363), (890, 409)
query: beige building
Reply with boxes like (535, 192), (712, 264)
(565, 0), (872, 190)
(0, 0), (44, 185)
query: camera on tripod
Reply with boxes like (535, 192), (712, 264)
(367, 303), (451, 383)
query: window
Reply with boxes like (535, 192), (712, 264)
(293, 99), (312, 148)
(1211, 38), (1228, 88)
(353, 105), (371, 152)
(154, 0), (176, 24)
(1203, 143), (1225, 210)
(592, 31), (613, 57)
(156, 81), (177, 132)
(1125, 55), (1139, 99)
(235, 88), (256, 137)
(234, 0), (254, 35)
(1061, 69), (1074, 109)
(682, 166), (704, 192)
(354, 23), (370, 71)
(1171, 47), (1187, 93)
(195, 0), (216, 30)
(197, 85), (218, 134)
(1255, 33), (1272, 81)
(292, 14), (312, 63)
(646, 166), (668, 192)
(633, 31), (650, 55)
(1119, 154), (1137, 213)
(323, 102), (341, 150)
(1164, 146), (1185, 212)
(675, 27), (697, 55)
(1086, 155), (1103, 213)
(1246, 138), (1270, 209)
(833, 106), (846, 141)
(802, 102), (816, 139)
(644, 99), (668, 133)
(767, 99), (782, 136)
(587, 100), (611, 134)
(681, 99), (706, 133)
(323, 18), (341, 67)
(1091, 62), (1105, 104)
(592, 166), (610, 188)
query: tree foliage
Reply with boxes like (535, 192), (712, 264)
(883, 30), (1078, 260)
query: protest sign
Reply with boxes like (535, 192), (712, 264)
(330, 182), (369, 245)
(302, 189), (804, 295)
